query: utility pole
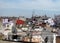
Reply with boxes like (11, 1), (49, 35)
(29, 10), (35, 42)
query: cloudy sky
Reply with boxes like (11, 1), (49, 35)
(0, 0), (60, 17)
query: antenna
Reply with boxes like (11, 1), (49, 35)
(32, 9), (35, 18)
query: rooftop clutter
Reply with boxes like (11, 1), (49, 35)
(0, 15), (59, 43)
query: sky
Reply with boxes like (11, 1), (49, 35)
(0, 0), (60, 17)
